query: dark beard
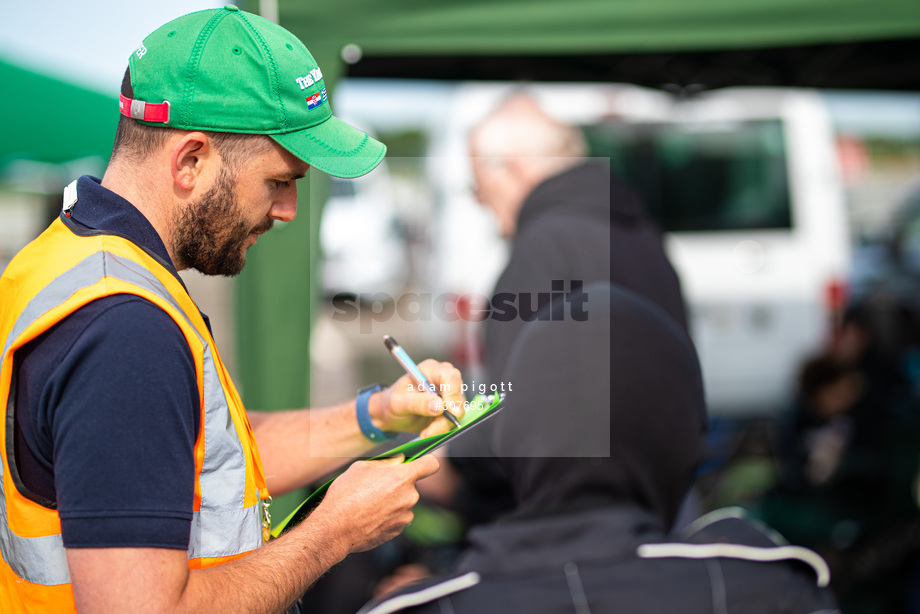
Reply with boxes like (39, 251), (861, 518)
(172, 166), (271, 276)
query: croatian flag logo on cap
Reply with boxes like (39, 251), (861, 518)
(307, 91), (325, 110)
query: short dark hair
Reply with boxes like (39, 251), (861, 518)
(110, 67), (272, 171)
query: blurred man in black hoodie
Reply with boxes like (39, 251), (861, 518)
(469, 93), (686, 382)
(443, 93), (688, 528)
(361, 284), (837, 614)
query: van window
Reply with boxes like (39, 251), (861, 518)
(583, 119), (792, 232)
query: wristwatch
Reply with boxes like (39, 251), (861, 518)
(356, 383), (398, 443)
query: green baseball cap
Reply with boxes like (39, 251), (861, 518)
(120, 5), (385, 179)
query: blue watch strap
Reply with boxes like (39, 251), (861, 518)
(356, 383), (398, 443)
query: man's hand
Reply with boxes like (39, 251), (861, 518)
(248, 360), (463, 496)
(67, 457), (439, 614)
(372, 359), (466, 438)
(373, 563), (432, 599)
(308, 454), (440, 553)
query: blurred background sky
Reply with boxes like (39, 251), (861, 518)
(0, 0), (224, 92)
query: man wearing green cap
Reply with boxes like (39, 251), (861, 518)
(0, 7), (463, 613)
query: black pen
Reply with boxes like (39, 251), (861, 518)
(383, 335), (463, 430)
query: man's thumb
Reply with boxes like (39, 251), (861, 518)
(378, 454), (405, 466)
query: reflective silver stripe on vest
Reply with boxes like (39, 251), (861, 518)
(1, 250), (258, 585)
(190, 504), (263, 559)
(0, 419), (70, 585)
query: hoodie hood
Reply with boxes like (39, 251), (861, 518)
(516, 160), (644, 234)
(493, 282), (708, 531)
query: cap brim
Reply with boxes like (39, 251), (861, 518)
(272, 114), (386, 179)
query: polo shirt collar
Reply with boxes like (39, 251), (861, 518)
(66, 176), (212, 332)
(69, 175), (175, 270)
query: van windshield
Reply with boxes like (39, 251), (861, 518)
(583, 119), (792, 232)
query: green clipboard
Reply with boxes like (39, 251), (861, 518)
(271, 393), (505, 538)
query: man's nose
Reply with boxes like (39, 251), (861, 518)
(270, 182), (298, 223)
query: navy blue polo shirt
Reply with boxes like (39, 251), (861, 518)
(12, 175), (200, 549)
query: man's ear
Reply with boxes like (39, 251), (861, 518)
(170, 132), (215, 192)
(504, 156), (529, 179)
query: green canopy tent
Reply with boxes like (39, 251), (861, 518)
(0, 57), (116, 171)
(283, 0), (920, 89)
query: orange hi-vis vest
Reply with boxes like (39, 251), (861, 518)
(0, 196), (270, 612)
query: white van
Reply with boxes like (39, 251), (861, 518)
(431, 84), (850, 416)
(633, 89), (849, 414)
